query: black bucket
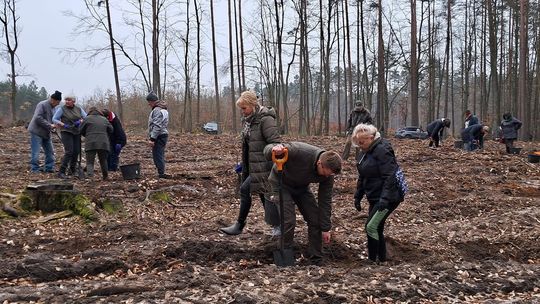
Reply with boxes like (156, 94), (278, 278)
(528, 153), (540, 163)
(454, 140), (464, 149)
(120, 163), (141, 180)
(510, 147), (522, 155)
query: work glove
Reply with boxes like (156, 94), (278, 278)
(63, 123), (72, 129)
(73, 120), (81, 127)
(234, 163), (242, 174)
(115, 144), (122, 154)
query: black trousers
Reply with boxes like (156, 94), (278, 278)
(86, 149), (108, 179)
(237, 175), (279, 226)
(60, 131), (81, 174)
(365, 202), (399, 262)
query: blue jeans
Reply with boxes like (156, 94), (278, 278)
(107, 146), (120, 171)
(30, 133), (55, 172)
(152, 134), (168, 175)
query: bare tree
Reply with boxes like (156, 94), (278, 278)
(194, 0), (201, 126)
(518, 0), (529, 139)
(409, 0), (419, 126)
(0, 0), (19, 122)
(210, 0), (221, 124)
(98, 0), (123, 121)
(228, 0), (237, 132)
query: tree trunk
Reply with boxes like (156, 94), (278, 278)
(210, 0), (221, 125)
(410, 0), (419, 127)
(518, 0), (529, 140)
(228, 0), (237, 132)
(104, 0), (122, 121)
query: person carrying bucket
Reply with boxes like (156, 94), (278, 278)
(264, 142), (342, 266)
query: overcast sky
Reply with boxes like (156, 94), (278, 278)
(3, 0), (234, 101)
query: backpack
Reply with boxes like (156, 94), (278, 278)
(395, 166), (408, 201)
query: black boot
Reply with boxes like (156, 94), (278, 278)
(220, 221), (245, 235)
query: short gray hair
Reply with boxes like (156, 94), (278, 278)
(351, 123), (380, 146)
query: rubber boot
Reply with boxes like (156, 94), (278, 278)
(220, 221), (245, 235)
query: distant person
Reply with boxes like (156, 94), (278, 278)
(220, 91), (281, 236)
(52, 95), (87, 179)
(265, 142), (342, 266)
(146, 91), (170, 178)
(80, 107), (113, 180)
(101, 109), (127, 171)
(499, 113), (522, 154)
(342, 101), (373, 160)
(463, 110), (479, 129)
(27, 90), (62, 173)
(426, 118), (451, 148)
(462, 125), (489, 151)
(351, 123), (404, 264)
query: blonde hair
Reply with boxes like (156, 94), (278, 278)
(64, 95), (76, 102)
(351, 123), (380, 146)
(235, 90), (259, 108)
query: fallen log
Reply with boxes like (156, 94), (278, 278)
(32, 210), (73, 224)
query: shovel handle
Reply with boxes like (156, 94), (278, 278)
(272, 147), (288, 172)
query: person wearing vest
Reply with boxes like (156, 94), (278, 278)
(27, 90), (62, 173)
(53, 95), (87, 179)
(80, 107), (113, 180)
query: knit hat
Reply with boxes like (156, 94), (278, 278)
(146, 91), (159, 102)
(51, 90), (62, 101)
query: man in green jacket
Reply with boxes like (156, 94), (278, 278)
(264, 142), (342, 265)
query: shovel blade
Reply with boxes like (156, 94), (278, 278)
(273, 249), (295, 267)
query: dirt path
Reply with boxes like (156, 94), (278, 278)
(1, 126), (539, 303)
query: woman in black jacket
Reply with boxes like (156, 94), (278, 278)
(352, 123), (403, 263)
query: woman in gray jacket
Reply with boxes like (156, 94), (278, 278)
(220, 91), (281, 235)
(80, 107), (113, 180)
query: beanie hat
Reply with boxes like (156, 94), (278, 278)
(146, 91), (159, 102)
(51, 90), (62, 101)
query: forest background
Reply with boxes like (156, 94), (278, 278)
(0, 0), (538, 140)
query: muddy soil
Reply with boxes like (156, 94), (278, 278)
(0, 126), (539, 303)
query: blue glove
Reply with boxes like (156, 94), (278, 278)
(73, 120), (81, 127)
(234, 163), (242, 174)
(63, 123), (72, 129)
(115, 144), (122, 154)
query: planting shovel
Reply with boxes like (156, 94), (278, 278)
(272, 148), (295, 267)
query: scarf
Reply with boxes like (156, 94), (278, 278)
(241, 105), (260, 140)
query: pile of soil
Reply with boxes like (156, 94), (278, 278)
(1, 126), (539, 303)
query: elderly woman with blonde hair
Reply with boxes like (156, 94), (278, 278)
(351, 123), (404, 264)
(220, 91), (281, 235)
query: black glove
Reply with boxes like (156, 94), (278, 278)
(354, 197), (361, 211)
(377, 201), (389, 211)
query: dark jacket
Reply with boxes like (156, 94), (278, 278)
(27, 99), (56, 139)
(462, 124), (483, 142)
(241, 106), (281, 193)
(427, 119), (446, 138)
(264, 142), (334, 231)
(355, 138), (401, 207)
(464, 115), (479, 128)
(106, 112), (127, 147)
(500, 117), (522, 140)
(346, 107), (373, 133)
(81, 111), (113, 152)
